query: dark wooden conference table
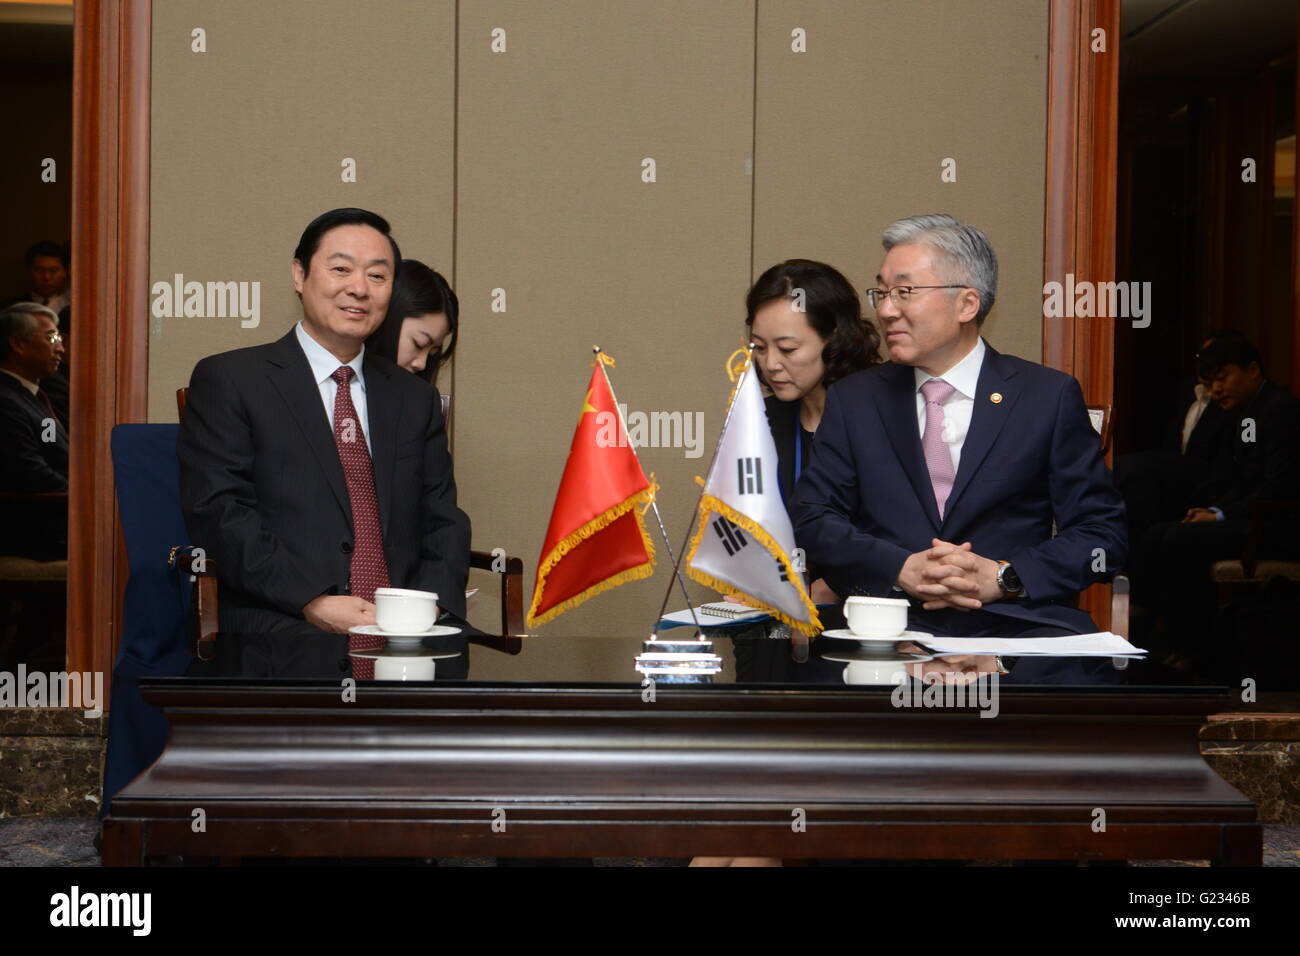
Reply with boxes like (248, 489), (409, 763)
(101, 617), (1261, 866)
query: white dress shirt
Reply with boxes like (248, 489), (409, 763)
(1180, 383), (1209, 454)
(913, 337), (986, 477)
(294, 321), (372, 453)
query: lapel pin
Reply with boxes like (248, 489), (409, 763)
(990, 392), (1003, 404)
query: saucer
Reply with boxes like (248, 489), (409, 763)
(821, 627), (928, 646)
(347, 646), (461, 661)
(819, 647), (933, 664)
(349, 623), (461, 651)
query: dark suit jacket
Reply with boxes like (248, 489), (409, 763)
(1207, 380), (1300, 523)
(0, 370), (69, 559)
(177, 328), (471, 639)
(791, 341), (1127, 634)
(0, 370), (68, 493)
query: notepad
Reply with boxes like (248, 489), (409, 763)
(658, 604), (769, 629)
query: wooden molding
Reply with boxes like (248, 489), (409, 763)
(1044, 0), (1119, 403)
(1044, 0), (1120, 630)
(68, 0), (151, 706)
(1293, 14), (1300, 392)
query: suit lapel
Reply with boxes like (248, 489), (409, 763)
(941, 343), (1019, 527)
(265, 330), (351, 523)
(877, 362), (941, 531)
(363, 354), (400, 537)
(0, 373), (67, 446)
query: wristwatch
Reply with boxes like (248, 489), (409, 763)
(996, 561), (1023, 597)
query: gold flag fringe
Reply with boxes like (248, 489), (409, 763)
(684, 493), (822, 636)
(526, 486), (657, 628)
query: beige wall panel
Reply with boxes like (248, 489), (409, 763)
(753, 0), (1048, 361)
(148, 0), (456, 421)
(456, 1), (755, 679)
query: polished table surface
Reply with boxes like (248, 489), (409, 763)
(101, 614), (1262, 865)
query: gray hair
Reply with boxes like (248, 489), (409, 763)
(0, 302), (57, 361)
(881, 214), (998, 325)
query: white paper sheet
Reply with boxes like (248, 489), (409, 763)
(911, 632), (1146, 657)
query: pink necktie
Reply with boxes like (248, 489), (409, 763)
(333, 366), (389, 678)
(921, 379), (956, 518)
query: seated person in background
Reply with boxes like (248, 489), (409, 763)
(177, 208), (470, 678)
(1115, 328), (1244, 539)
(0, 302), (68, 559)
(745, 258), (881, 606)
(1132, 334), (1300, 666)
(6, 240), (70, 313)
(365, 259), (458, 386)
(792, 214), (1127, 640)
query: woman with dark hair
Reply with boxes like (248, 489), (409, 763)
(366, 259), (458, 384)
(745, 258), (881, 515)
(692, 260), (881, 867)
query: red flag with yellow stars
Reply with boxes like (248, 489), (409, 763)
(527, 358), (656, 628)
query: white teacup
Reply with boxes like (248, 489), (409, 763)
(842, 660), (909, 685)
(844, 596), (909, 639)
(374, 656), (436, 681)
(374, 587), (439, 633)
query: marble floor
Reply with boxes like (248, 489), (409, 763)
(1, 818), (1297, 867)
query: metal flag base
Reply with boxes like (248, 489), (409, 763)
(634, 632), (722, 684)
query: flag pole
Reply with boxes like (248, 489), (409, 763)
(593, 347), (701, 629)
(647, 344), (755, 637)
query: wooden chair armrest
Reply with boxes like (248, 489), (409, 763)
(469, 548), (526, 651)
(1108, 573), (1130, 640)
(168, 545), (218, 578)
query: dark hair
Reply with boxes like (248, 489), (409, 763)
(293, 208), (401, 278)
(1196, 335), (1261, 378)
(366, 259), (459, 384)
(745, 259), (881, 388)
(25, 240), (68, 269)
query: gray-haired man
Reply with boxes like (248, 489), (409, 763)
(0, 302), (68, 559)
(792, 214), (1127, 647)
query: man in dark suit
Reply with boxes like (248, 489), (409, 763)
(1133, 335), (1300, 665)
(792, 214), (1127, 639)
(5, 241), (70, 314)
(177, 208), (470, 675)
(0, 302), (68, 560)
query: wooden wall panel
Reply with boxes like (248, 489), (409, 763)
(753, 0), (1049, 362)
(146, 0), (457, 422)
(455, 0), (756, 679)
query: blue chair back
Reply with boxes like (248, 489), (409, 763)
(103, 423), (196, 810)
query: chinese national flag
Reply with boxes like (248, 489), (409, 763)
(527, 364), (655, 628)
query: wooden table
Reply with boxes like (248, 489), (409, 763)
(101, 679), (1261, 865)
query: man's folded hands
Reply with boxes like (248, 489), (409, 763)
(896, 538), (1002, 611)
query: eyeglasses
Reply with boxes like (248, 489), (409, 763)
(43, 331), (63, 345)
(865, 285), (967, 311)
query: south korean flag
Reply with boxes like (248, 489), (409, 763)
(685, 357), (821, 635)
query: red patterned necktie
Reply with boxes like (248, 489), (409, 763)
(35, 388), (63, 430)
(333, 366), (389, 678)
